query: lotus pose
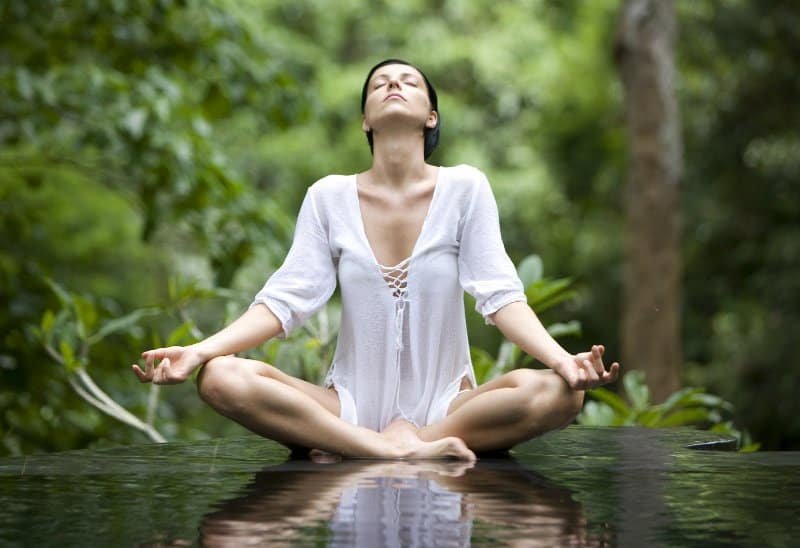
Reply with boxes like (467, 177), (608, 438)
(133, 59), (619, 461)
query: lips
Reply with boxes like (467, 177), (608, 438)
(383, 93), (406, 102)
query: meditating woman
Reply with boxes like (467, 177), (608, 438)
(132, 59), (619, 461)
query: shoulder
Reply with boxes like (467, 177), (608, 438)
(440, 164), (493, 207)
(442, 163), (488, 185)
(307, 174), (353, 196)
(302, 174), (353, 212)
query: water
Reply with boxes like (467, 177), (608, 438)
(1, 427), (797, 546)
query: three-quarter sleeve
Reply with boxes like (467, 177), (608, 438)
(458, 170), (527, 325)
(251, 186), (337, 339)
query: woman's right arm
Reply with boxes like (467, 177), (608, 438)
(132, 303), (282, 385)
(134, 183), (336, 385)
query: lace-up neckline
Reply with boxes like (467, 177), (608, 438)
(377, 257), (410, 299)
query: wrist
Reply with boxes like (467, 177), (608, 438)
(189, 342), (215, 363)
(547, 352), (574, 372)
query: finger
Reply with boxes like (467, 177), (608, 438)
(160, 359), (172, 383)
(593, 344), (605, 357)
(605, 362), (620, 382)
(591, 345), (606, 373)
(583, 359), (600, 381)
(582, 359), (601, 388)
(143, 348), (166, 365)
(132, 364), (149, 382)
(144, 351), (156, 371)
(576, 367), (588, 390)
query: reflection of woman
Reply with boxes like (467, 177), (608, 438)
(199, 460), (609, 547)
(132, 59), (619, 460)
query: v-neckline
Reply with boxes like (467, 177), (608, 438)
(352, 166), (443, 269)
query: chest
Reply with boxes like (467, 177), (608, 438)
(357, 182), (436, 267)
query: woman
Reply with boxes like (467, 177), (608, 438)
(132, 59), (619, 461)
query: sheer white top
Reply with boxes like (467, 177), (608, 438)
(252, 164), (527, 432)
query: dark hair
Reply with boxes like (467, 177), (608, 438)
(360, 58), (440, 159)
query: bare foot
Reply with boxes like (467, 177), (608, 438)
(380, 419), (476, 461)
(405, 436), (476, 462)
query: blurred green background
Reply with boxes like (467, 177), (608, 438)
(2, 0), (798, 454)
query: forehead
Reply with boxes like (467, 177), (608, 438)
(369, 64), (424, 81)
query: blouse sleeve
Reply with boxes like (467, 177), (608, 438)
(251, 186), (337, 339)
(458, 170), (527, 325)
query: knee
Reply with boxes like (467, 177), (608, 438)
(197, 356), (250, 410)
(515, 369), (583, 427)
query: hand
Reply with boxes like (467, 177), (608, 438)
(131, 345), (204, 385)
(553, 345), (620, 391)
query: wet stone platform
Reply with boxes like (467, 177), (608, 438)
(1, 426), (798, 546)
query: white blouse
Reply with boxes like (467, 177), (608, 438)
(252, 164), (527, 432)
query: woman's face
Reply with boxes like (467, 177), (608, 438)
(362, 63), (438, 134)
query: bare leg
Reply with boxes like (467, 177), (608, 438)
(197, 356), (475, 460)
(418, 369), (584, 453)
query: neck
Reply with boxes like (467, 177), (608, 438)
(368, 130), (429, 187)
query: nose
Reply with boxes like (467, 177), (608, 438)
(387, 77), (401, 90)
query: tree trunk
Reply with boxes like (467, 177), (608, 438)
(614, 0), (682, 402)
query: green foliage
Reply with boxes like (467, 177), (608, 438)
(1, 0), (303, 285)
(578, 371), (760, 452)
(2, 0), (797, 453)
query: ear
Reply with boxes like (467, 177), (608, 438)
(425, 110), (438, 129)
(361, 114), (370, 133)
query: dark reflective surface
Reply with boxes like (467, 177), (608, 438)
(1, 427), (798, 547)
(200, 459), (607, 546)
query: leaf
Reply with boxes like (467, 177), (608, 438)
(546, 320), (582, 338)
(166, 319), (197, 347)
(59, 340), (77, 373)
(72, 295), (98, 339)
(470, 347), (496, 385)
(577, 400), (617, 426)
(636, 407), (665, 427)
(44, 277), (73, 308)
(659, 407), (711, 427)
(525, 278), (577, 313)
(739, 443), (761, 453)
(685, 392), (735, 412)
(587, 387), (629, 416)
(623, 370), (650, 411)
(660, 386), (704, 413)
(89, 307), (161, 345)
(517, 254), (543, 287)
(40, 310), (55, 337)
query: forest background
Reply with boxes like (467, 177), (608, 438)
(2, 0), (798, 455)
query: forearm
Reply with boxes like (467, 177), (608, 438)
(192, 303), (283, 361)
(489, 301), (572, 369)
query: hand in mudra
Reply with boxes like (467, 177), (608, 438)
(132, 346), (202, 385)
(555, 345), (620, 390)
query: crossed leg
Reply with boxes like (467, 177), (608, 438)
(419, 368), (585, 453)
(196, 356), (475, 460)
(197, 357), (582, 459)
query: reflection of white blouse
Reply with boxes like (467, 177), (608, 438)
(252, 164), (526, 432)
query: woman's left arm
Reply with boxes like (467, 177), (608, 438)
(490, 301), (620, 390)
